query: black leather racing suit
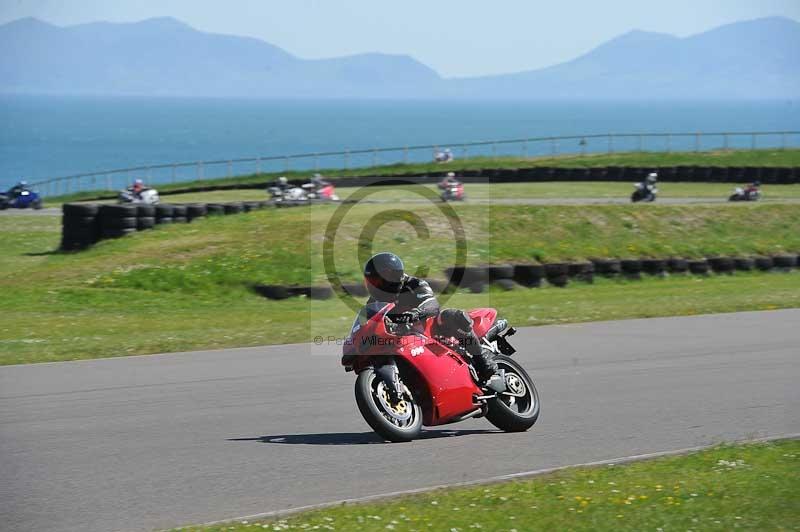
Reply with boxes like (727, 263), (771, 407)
(367, 275), (498, 379)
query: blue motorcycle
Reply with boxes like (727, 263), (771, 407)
(0, 187), (43, 210)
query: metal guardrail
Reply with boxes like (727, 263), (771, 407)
(27, 130), (800, 196)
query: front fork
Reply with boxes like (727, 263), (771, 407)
(374, 359), (403, 402)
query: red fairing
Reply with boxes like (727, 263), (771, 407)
(468, 308), (498, 338)
(344, 303), (487, 426)
(320, 184), (336, 199)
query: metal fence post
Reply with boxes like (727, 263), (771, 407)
(638, 135), (643, 152)
(666, 134), (671, 153)
(227, 160), (232, 178)
(461, 144), (467, 159)
(608, 135), (614, 154)
(256, 157), (261, 175)
(372, 148), (378, 167)
(751, 133), (756, 150)
(285, 156), (290, 172)
(522, 140), (528, 158)
(550, 138), (556, 156)
(723, 134), (729, 151)
(403, 146), (408, 165)
(781, 133), (786, 150)
(344, 150), (349, 170)
(695, 133), (700, 152)
(314, 153), (319, 171)
(580, 138), (587, 156)
(492, 142), (497, 158)
(106, 174), (112, 191)
(172, 165), (177, 184)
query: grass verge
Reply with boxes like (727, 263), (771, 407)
(2, 273), (798, 365)
(177, 438), (800, 531)
(2, 201), (799, 365)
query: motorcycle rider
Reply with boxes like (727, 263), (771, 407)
(439, 171), (460, 189)
(745, 180), (761, 197)
(363, 252), (498, 383)
(127, 179), (145, 200)
(6, 180), (29, 199)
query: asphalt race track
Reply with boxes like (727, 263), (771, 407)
(1, 310), (798, 531)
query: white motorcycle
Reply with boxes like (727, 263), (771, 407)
(118, 188), (160, 204)
(728, 187), (761, 202)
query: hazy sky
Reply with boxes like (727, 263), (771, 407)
(2, 0), (799, 77)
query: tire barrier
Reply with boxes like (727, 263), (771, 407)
(688, 259), (710, 275)
(772, 255), (797, 270)
(171, 204), (188, 223)
(206, 203), (226, 216)
(513, 264), (544, 287)
(620, 259), (643, 279)
(61, 203), (100, 250)
(734, 257), (754, 271)
(668, 258), (689, 273)
(592, 259), (621, 276)
(187, 203), (207, 221)
(223, 202), (244, 215)
(641, 258), (666, 276)
(488, 264), (515, 281)
(567, 262), (594, 283)
(98, 204), (138, 239)
(708, 257), (735, 274)
(341, 282), (369, 297)
(60, 198), (276, 250)
(543, 263), (569, 287)
(155, 204), (174, 225)
(251, 252), (798, 301)
(754, 257), (774, 271)
(243, 201), (262, 212)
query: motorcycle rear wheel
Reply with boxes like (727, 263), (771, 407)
(486, 355), (540, 432)
(355, 368), (422, 442)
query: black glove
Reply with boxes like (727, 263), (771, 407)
(391, 310), (420, 324)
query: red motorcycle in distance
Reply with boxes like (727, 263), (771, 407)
(341, 302), (540, 442)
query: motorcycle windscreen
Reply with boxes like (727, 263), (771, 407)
(348, 301), (393, 338)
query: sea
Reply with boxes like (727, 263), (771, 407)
(1, 95), (799, 190)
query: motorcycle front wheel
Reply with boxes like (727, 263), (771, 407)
(486, 354), (540, 432)
(355, 367), (422, 442)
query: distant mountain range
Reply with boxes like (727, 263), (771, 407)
(1, 16), (798, 99)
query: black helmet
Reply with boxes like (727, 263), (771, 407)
(364, 252), (405, 300)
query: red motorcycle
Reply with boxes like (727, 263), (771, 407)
(438, 180), (465, 202)
(342, 302), (540, 442)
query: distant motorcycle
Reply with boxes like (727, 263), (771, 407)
(269, 181), (339, 204)
(0, 188), (43, 210)
(631, 182), (658, 203)
(728, 187), (761, 202)
(439, 182), (465, 202)
(119, 188), (160, 204)
(434, 149), (454, 163)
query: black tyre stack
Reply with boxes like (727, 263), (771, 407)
(172, 204), (188, 223)
(513, 264), (544, 288)
(206, 203), (225, 216)
(187, 203), (207, 222)
(61, 203), (101, 250)
(99, 204), (138, 239)
(137, 204), (156, 231)
(155, 204), (174, 225)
